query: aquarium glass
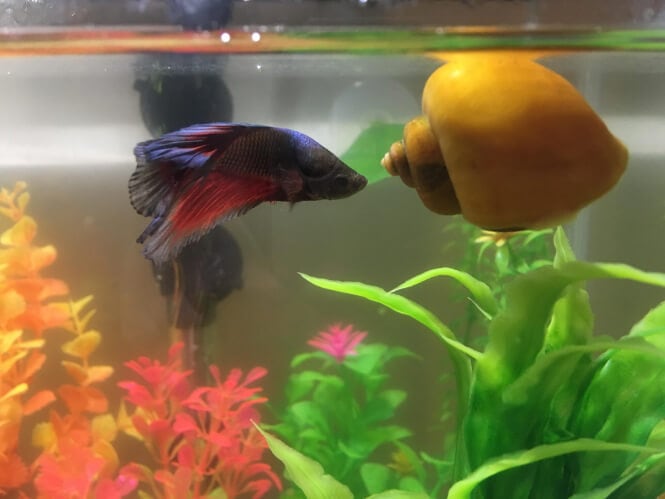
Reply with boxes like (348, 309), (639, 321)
(1, 1), (664, 498)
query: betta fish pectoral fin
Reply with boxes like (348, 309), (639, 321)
(280, 167), (306, 202)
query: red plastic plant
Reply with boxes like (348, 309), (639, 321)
(118, 342), (282, 498)
(32, 296), (138, 499)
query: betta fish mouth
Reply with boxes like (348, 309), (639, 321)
(348, 173), (368, 195)
(303, 170), (367, 201)
(328, 172), (367, 199)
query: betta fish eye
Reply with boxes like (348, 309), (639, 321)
(333, 175), (349, 188)
(296, 149), (335, 178)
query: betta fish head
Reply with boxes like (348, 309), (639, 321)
(289, 130), (367, 201)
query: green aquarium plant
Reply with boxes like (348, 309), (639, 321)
(443, 221), (554, 345)
(269, 324), (418, 497)
(340, 123), (402, 186)
(261, 228), (665, 498)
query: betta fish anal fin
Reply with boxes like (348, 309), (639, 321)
(139, 172), (279, 263)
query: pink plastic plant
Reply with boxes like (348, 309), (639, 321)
(307, 323), (367, 362)
(118, 342), (282, 498)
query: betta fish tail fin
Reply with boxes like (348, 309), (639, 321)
(129, 141), (175, 218)
(130, 141), (183, 262)
(129, 123), (257, 218)
(129, 123), (281, 262)
(138, 215), (183, 263)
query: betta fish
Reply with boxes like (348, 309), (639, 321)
(129, 123), (367, 262)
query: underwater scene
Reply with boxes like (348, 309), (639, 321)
(2, 5), (665, 499)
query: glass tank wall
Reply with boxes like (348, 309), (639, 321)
(0, 2), (664, 498)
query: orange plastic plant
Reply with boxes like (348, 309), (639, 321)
(1, 182), (282, 498)
(0, 182), (70, 495)
(0, 182), (134, 497)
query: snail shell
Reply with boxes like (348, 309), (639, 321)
(382, 116), (461, 215)
(382, 54), (628, 230)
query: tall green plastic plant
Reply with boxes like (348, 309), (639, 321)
(261, 228), (665, 498)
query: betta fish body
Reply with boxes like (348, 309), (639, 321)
(129, 123), (367, 262)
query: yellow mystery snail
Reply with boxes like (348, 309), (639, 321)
(382, 53), (629, 230)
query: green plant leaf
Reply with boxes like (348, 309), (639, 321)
(503, 336), (665, 406)
(393, 441), (428, 484)
(522, 228), (554, 247)
(570, 353), (665, 489)
(467, 257), (665, 495)
(475, 261), (665, 393)
(356, 389), (407, 426)
(569, 453), (665, 499)
(570, 300), (665, 491)
(544, 284), (593, 351)
(398, 476), (427, 492)
(379, 389), (408, 411)
(609, 455), (665, 499)
(569, 475), (636, 499)
(447, 439), (663, 499)
(255, 424), (354, 499)
(645, 418), (665, 447)
(288, 401), (330, 431)
(345, 343), (390, 375)
(367, 491), (430, 499)
(361, 463), (392, 494)
(340, 122), (403, 185)
(390, 267), (498, 318)
(560, 261), (665, 288)
(285, 371), (342, 403)
(299, 273), (480, 361)
(340, 425), (412, 459)
(553, 225), (576, 268)
(285, 373), (318, 402)
(291, 351), (331, 368)
(475, 267), (571, 388)
(628, 301), (665, 348)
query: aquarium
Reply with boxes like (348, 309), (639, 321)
(1, 1), (665, 498)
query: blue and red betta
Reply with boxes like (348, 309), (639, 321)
(129, 123), (367, 262)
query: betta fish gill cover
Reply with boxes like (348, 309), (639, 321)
(1, 1), (665, 498)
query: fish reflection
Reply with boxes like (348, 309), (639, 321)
(166, 0), (233, 30)
(152, 225), (242, 329)
(152, 225), (242, 377)
(134, 69), (234, 139)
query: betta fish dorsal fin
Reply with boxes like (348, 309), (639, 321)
(129, 123), (261, 217)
